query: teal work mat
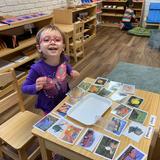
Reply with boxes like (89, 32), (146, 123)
(104, 62), (160, 93)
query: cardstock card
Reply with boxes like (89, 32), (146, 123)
(144, 126), (154, 139)
(129, 108), (147, 124)
(123, 122), (146, 142)
(87, 84), (102, 94)
(111, 104), (133, 119)
(54, 102), (72, 117)
(105, 116), (127, 136)
(94, 77), (109, 85)
(47, 118), (83, 144)
(120, 83), (135, 94)
(149, 115), (157, 126)
(109, 91), (128, 103)
(97, 87), (112, 97)
(107, 81), (122, 92)
(76, 128), (102, 152)
(78, 80), (91, 91)
(94, 135), (120, 160)
(33, 114), (59, 132)
(126, 96), (144, 108)
(116, 144), (147, 160)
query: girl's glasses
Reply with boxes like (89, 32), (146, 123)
(40, 36), (62, 44)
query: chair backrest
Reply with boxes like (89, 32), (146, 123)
(0, 68), (25, 124)
(73, 21), (84, 46)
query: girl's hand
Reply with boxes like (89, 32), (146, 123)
(70, 70), (80, 79)
(36, 77), (47, 91)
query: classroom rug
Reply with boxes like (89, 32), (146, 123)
(103, 62), (160, 94)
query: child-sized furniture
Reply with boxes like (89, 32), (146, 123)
(69, 21), (84, 62)
(0, 68), (41, 160)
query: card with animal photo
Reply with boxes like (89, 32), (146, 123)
(111, 104), (133, 119)
(76, 128), (102, 152)
(33, 114), (59, 132)
(47, 118), (83, 144)
(105, 116), (127, 136)
(125, 96), (144, 108)
(94, 135), (120, 160)
(129, 108), (147, 124)
(120, 83), (135, 94)
(109, 91), (128, 103)
(123, 122), (146, 142)
(107, 81), (122, 92)
(116, 144), (147, 160)
(87, 84), (102, 94)
(94, 77), (109, 86)
(78, 80), (91, 91)
(54, 102), (72, 117)
(97, 87), (112, 97)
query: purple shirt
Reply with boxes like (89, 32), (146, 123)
(21, 56), (72, 113)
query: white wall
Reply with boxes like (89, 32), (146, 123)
(0, 0), (66, 16)
(0, 0), (160, 21)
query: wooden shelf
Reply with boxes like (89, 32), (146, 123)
(0, 37), (36, 58)
(0, 52), (39, 73)
(0, 15), (53, 31)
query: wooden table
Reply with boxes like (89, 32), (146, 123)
(32, 77), (160, 160)
(54, 23), (73, 56)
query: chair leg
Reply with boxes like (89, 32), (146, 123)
(18, 148), (28, 160)
(0, 140), (5, 158)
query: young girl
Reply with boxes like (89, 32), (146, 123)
(120, 0), (137, 30)
(22, 24), (80, 114)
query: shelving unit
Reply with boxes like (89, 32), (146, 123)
(0, 14), (53, 83)
(53, 4), (97, 43)
(101, 0), (144, 27)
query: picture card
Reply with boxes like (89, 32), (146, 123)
(109, 91), (128, 103)
(97, 87), (112, 97)
(78, 80), (91, 91)
(123, 122), (146, 142)
(111, 104), (133, 119)
(94, 135), (120, 160)
(120, 83), (135, 94)
(33, 114), (59, 132)
(54, 102), (72, 117)
(47, 118), (83, 144)
(94, 77), (109, 85)
(76, 128), (102, 152)
(129, 108), (147, 124)
(144, 126), (154, 139)
(105, 116), (127, 136)
(87, 84), (102, 94)
(126, 96), (144, 108)
(149, 115), (157, 126)
(107, 81), (122, 92)
(116, 144), (147, 160)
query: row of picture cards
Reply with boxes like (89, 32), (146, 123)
(33, 113), (150, 160)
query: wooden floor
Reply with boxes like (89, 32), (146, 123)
(70, 26), (160, 88)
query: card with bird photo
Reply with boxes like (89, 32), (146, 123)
(76, 128), (102, 152)
(104, 116), (127, 136)
(128, 108), (148, 124)
(116, 144), (147, 160)
(125, 95), (144, 108)
(94, 135), (120, 160)
(123, 121), (146, 142)
(94, 77), (109, 86)
(54, 102), (72, 117)
(111, 104), (133, 119)
(78, 80), (92, 91)
(33, 114), (59, 132)
(87, 84), (102, 94)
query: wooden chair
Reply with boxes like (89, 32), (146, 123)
(69, 21), (84, 62)
(0, 69), (41, 160)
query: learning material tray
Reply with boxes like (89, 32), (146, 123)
(67, 93), (112, 125)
